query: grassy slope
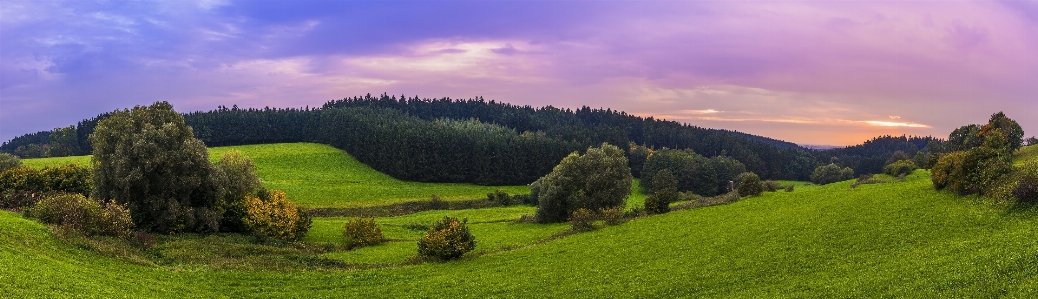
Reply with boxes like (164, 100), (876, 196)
(306, 206), (568, 264)
(21, 143), (529, 208)
(7, 169), (1038, 297)
(1016, 145), (1038, 167)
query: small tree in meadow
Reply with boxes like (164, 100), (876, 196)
(534, 143), (632, 223)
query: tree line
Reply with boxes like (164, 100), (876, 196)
(3, 93), (952, 185)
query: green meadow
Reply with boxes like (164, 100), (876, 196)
(4, 145), (1038, 297)
(22, 143), (530, 208)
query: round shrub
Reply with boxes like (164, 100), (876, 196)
(569, 208), (598, 232)
(27, 193), (133, 238)
(28, 193), (101, 233)
(811, 163), (855, 185)
(418, 216), (476, 260)
(1014, 162), (1038, 204)
(599, 206), (625, 225)
(242, 190), (308, 241)
(737, 172), (764, 197)
(343, 217), (385, 249)
(883, 160), (918, 177)
(98, 200), (134, 238)
(931, 151), (966, 191)
(0, 153), (21, 172)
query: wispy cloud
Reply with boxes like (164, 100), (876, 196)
(1, 0), (1035, 146)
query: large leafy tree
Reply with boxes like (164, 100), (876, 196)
(979, 111), (1024, 153)
(534, 143), (633, 223)
(90, 102), (225, 233)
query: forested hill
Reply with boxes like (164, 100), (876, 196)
(4, 94), (917, 184)
(321, 95), (803, 151)
(813, 135), (941, 176)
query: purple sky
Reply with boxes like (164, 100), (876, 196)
(2, 0), (1036, 146)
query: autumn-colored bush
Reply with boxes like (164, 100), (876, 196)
(569, 208), (598, 232)
(600, 206), (625, 225)
(417, 216), (476, 260)
(342, 217), (385, 249)
(242, 190), (309, 241)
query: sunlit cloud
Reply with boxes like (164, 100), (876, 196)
(861, 121), (932, 128)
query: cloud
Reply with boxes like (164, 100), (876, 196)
(1, 0), (1037, 146)
(861, 121), (932, 128)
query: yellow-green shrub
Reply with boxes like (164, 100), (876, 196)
(600, 206), (625, 225)
(342, 217), (385, 249)
(569, 208), (597, 232)
(242, 190), (308, 241)
(27, 193), (132, 238)
(417, 216), (476, 260)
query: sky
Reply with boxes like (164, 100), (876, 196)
(1, 0), (1036, 146)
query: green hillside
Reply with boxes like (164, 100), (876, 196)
(1016, 145), (1038, 166)
(6, 168), (1038, 297)
(21, 143), (530, 208)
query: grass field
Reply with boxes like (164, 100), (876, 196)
(6, 144), (1038, 297)
(21, 143), (530, 208)
(1016, 145), (1038, 166)
(7, 168), (1038, 297)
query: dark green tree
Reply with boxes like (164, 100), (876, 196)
(811, 163), (855, 185)
(535, 143), (633, 223)
(47, 126), (80, 157)
(645, 169), (677, 214)
(90, 102), (225, 234)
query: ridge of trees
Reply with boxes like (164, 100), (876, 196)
(812, 135), (942, 176)
(2, 93), (952, 184)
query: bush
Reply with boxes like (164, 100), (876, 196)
(1014, 162), (1038, 204)
(242, 190), (308, 241)
(535, 143), (632, 223)
(0, 164), (91, 197)
(342, 217), (385, 249)
(417, 216), (476, 260)
(931, 148), (1012, 196)
(600, 206), (625, 225)
(0, 153), (20, 172)
(737, 172), (764, 197)
(645, 169), (677, 214)
(98, 200), (134, 238)
(811, 163), (855, 185)
(27, 193), (133, 238)
(931, 151), (965, 191)
(762, 180), (781, 192)
(784, 185), (795, 192)
(486, 189), (512, 206)
(883, 160), (917, 177)
(214, 150), (262, 232)
(28, 193), (101, 233)
(569, 208), (597, 232)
